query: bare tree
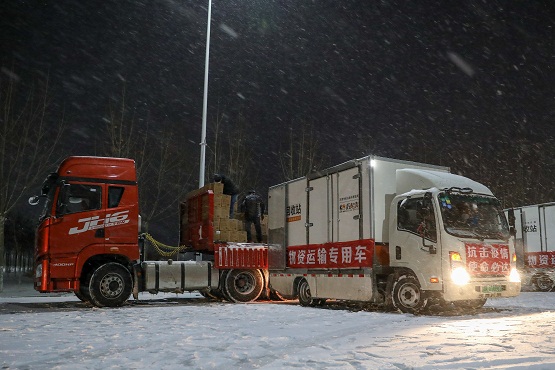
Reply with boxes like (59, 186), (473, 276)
(0, 72), (64, 291)
(279, 121), (325, 181)
(207, 112), (258, 193)
(102, 85), (193, 243)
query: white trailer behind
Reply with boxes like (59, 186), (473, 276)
(506, 203), (555, 291)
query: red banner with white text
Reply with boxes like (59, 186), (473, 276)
(287, 239), (374, 269)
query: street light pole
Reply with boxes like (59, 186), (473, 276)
(199, 0), (212, 188)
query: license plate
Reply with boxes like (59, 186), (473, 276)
(482, 285), (503, 293)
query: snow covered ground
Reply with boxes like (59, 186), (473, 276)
(1, 275), (555, 369)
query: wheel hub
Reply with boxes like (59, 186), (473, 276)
(100, 274), (124, 298)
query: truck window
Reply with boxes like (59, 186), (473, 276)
(108, 186), (125, 208)
(60, 184), (102, 214)
(439, 193), (510, 240)
(397, 197), (437, 242)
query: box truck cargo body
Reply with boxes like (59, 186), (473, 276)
(506, 203), (555, 291)
(268, 155), (521, 312)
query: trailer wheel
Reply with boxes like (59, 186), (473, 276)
(224, 269), (264, 303)
(392, 274), (428, 314)
(532, 273), (554, 292)
(89, 263), (132, 307)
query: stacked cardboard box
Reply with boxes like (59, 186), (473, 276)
(183, 182), (247, 243)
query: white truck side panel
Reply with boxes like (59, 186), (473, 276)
(522, 205), (541, 253)
(542, 205), (555, 252)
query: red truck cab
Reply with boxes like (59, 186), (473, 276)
(33, 156), (140, 296)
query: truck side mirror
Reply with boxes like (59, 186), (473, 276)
(56, 183), (71, 217)
(507, 209), (516, 237)
(507, 209), (515, 227)
(509, 226), (516, 237)
(28, 195), (40, 206)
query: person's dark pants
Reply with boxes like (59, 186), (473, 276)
(245, 217), (262, 242)
(230, 194), (238, 218)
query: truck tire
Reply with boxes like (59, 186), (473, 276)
(392, 274), (428, 314)
(297, 279), (326, 307)
(88, 263), (132, 308)
(74, 287), (90, 303)
(532, 273), (554, 292)
(224, 269), (264, 303)
(75, 272), (93, 303)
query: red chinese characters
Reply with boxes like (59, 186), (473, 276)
(465, 243), (510, 276)
(525, 251), (555, 268)
(287, 239), (374, 269)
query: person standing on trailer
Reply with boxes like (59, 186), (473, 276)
(241, 189), (265, 243)
(214, 173), (240, 218)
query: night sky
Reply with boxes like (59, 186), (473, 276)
(2, 1), (555, 234)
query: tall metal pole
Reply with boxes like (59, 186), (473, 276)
(199, 0), (212, 188)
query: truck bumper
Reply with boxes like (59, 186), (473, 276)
(443, 280), (521, 302)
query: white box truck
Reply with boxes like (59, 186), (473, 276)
(268, 155), (521, 313)
(506, 203), (555, 291)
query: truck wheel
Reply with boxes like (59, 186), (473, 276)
(75, 272), (93, 302)
(224, 269), (264, 303)
(532, 273), (554, 292)
(74, 288), (90, 303)
(89, 263), (132, 307)
(392, 274), (428, 314)
(297, 279), (325, 307)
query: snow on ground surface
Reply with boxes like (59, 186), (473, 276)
(1, 275), (555, 369)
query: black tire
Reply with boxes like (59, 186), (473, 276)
(452, 298), (487, 310)
(224, 269), (264, 303)
(89, 263), (132, 307)
(74, 288), (90, 302)
(75, 271), (93, 302)
(532, 274), (554, 292)
(392, 274), (428, 314)
(297, 278), (322, 307)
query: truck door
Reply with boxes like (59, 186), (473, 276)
(48, 182), (105, 278)
(307, 176), (331, 244)
(332, 166), (361, 242)
(392, 195), (441, 290)
(103, 184), (140, 249)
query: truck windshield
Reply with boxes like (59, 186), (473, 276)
(438, 192), (510, 240)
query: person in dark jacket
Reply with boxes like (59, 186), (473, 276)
(240, 189), (265, 243)
(214, 173), (240, 218)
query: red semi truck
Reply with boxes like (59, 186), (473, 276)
(30, 155), (521, 313)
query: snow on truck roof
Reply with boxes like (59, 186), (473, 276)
(396, 168), (494, 196)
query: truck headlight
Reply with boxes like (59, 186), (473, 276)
(451, 267), (470, 285)
(509, 268), (521, 283)
(449, 251), (470, 285)
(35, 264), (43, 278)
